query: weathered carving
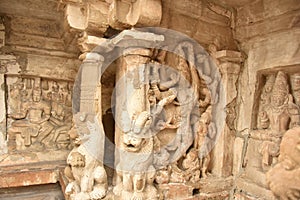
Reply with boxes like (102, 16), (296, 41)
(193, 106), (216, 178)
(7, 76), (73, 151)
(182, 149), (200, 182)
(291, 73), (300, 107)
(266, 127), (300, 199)
(0, 18), (4, 48)
(108, 0), (162, 29)
(65, 113), (108, 200)
(114, 134), (158, 200)
(112, 38), (223, 200)
(252, 71), (300, 170)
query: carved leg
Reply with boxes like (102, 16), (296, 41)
(132, 173), (146, 200)
(90, 165), (107, 199)
(36, 122), (55, 146)
(201, 154), (210, 178)
(123, 172), (133, 192)
(113, 169), (123, 196)
(260, 141), (271, 170)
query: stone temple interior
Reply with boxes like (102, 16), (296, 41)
(0, 0), (299, 199)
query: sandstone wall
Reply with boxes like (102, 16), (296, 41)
(0, 0), (81, 188)
(233, 0), (300, 198)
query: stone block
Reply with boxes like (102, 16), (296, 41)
(233, 137), (245, 175)
(158, 183), (194, 199)
(236, 0), (300, 26)
(7, 32), (65, 51)
(172, 0), (202, 18)
(26, 54), (79, 80)
(10, 16), (61, 38)
(235, 11), (300, 41)
(168, 12), (198, 37)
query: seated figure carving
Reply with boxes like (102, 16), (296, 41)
(9, 82), (54, 149)
(254, 71), (300, 170)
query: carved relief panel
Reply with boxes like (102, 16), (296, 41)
(66, 29), (226, 200)
(243, 67), (300, 198)
(113, 41), (224, 199)
(6, 75), (73, 151)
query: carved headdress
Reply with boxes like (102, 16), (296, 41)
(272, 71), (289, 98)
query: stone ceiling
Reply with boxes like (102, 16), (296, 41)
(211, 0), (253, 8)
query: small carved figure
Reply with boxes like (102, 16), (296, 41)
(193, 106), (215, 178)
(9, 78), (30, 112)
(259, 75), (276, 107)
(182, 149), (200, 182)
(291, 73), (300, 107)
(155, 166), (171, 184)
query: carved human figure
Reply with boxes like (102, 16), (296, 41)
(193, 106), (214, 178)
(9, 78), (26, 113)
(182, 149), (200, 182)
(260, 75), (276, 107)
(49, 83), (72, 147)
(291, 73), (300, 107)
(266, 127), (300, 200)
(10, 80), (54, 149)
(256, 72), (300, 169)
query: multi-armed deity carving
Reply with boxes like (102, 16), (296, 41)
(7, 76), (73, 151)
(251, 71), (300, 170)
(112, 38), (222, 199)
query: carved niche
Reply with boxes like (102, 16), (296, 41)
(7, 76), (73, 151)
(243, 68), (300, 197)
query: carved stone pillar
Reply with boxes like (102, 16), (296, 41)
(211, 50), (243, 177)
(79, 53), (103, 113)
(0, 74), (6, 154)
(115, 47), (152, 160)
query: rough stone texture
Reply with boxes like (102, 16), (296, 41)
(0, 183), (65, 200)
(161, 0), (237, 50)
(0, 0), (299, 199)
(232, 137), (245, 175)
(234, 0), (300, 199)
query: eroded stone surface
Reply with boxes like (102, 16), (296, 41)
(0, 0), (299, 200)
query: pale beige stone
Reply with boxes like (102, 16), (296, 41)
(233, 137), (245, 175)
(0, 0), (299, 199)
